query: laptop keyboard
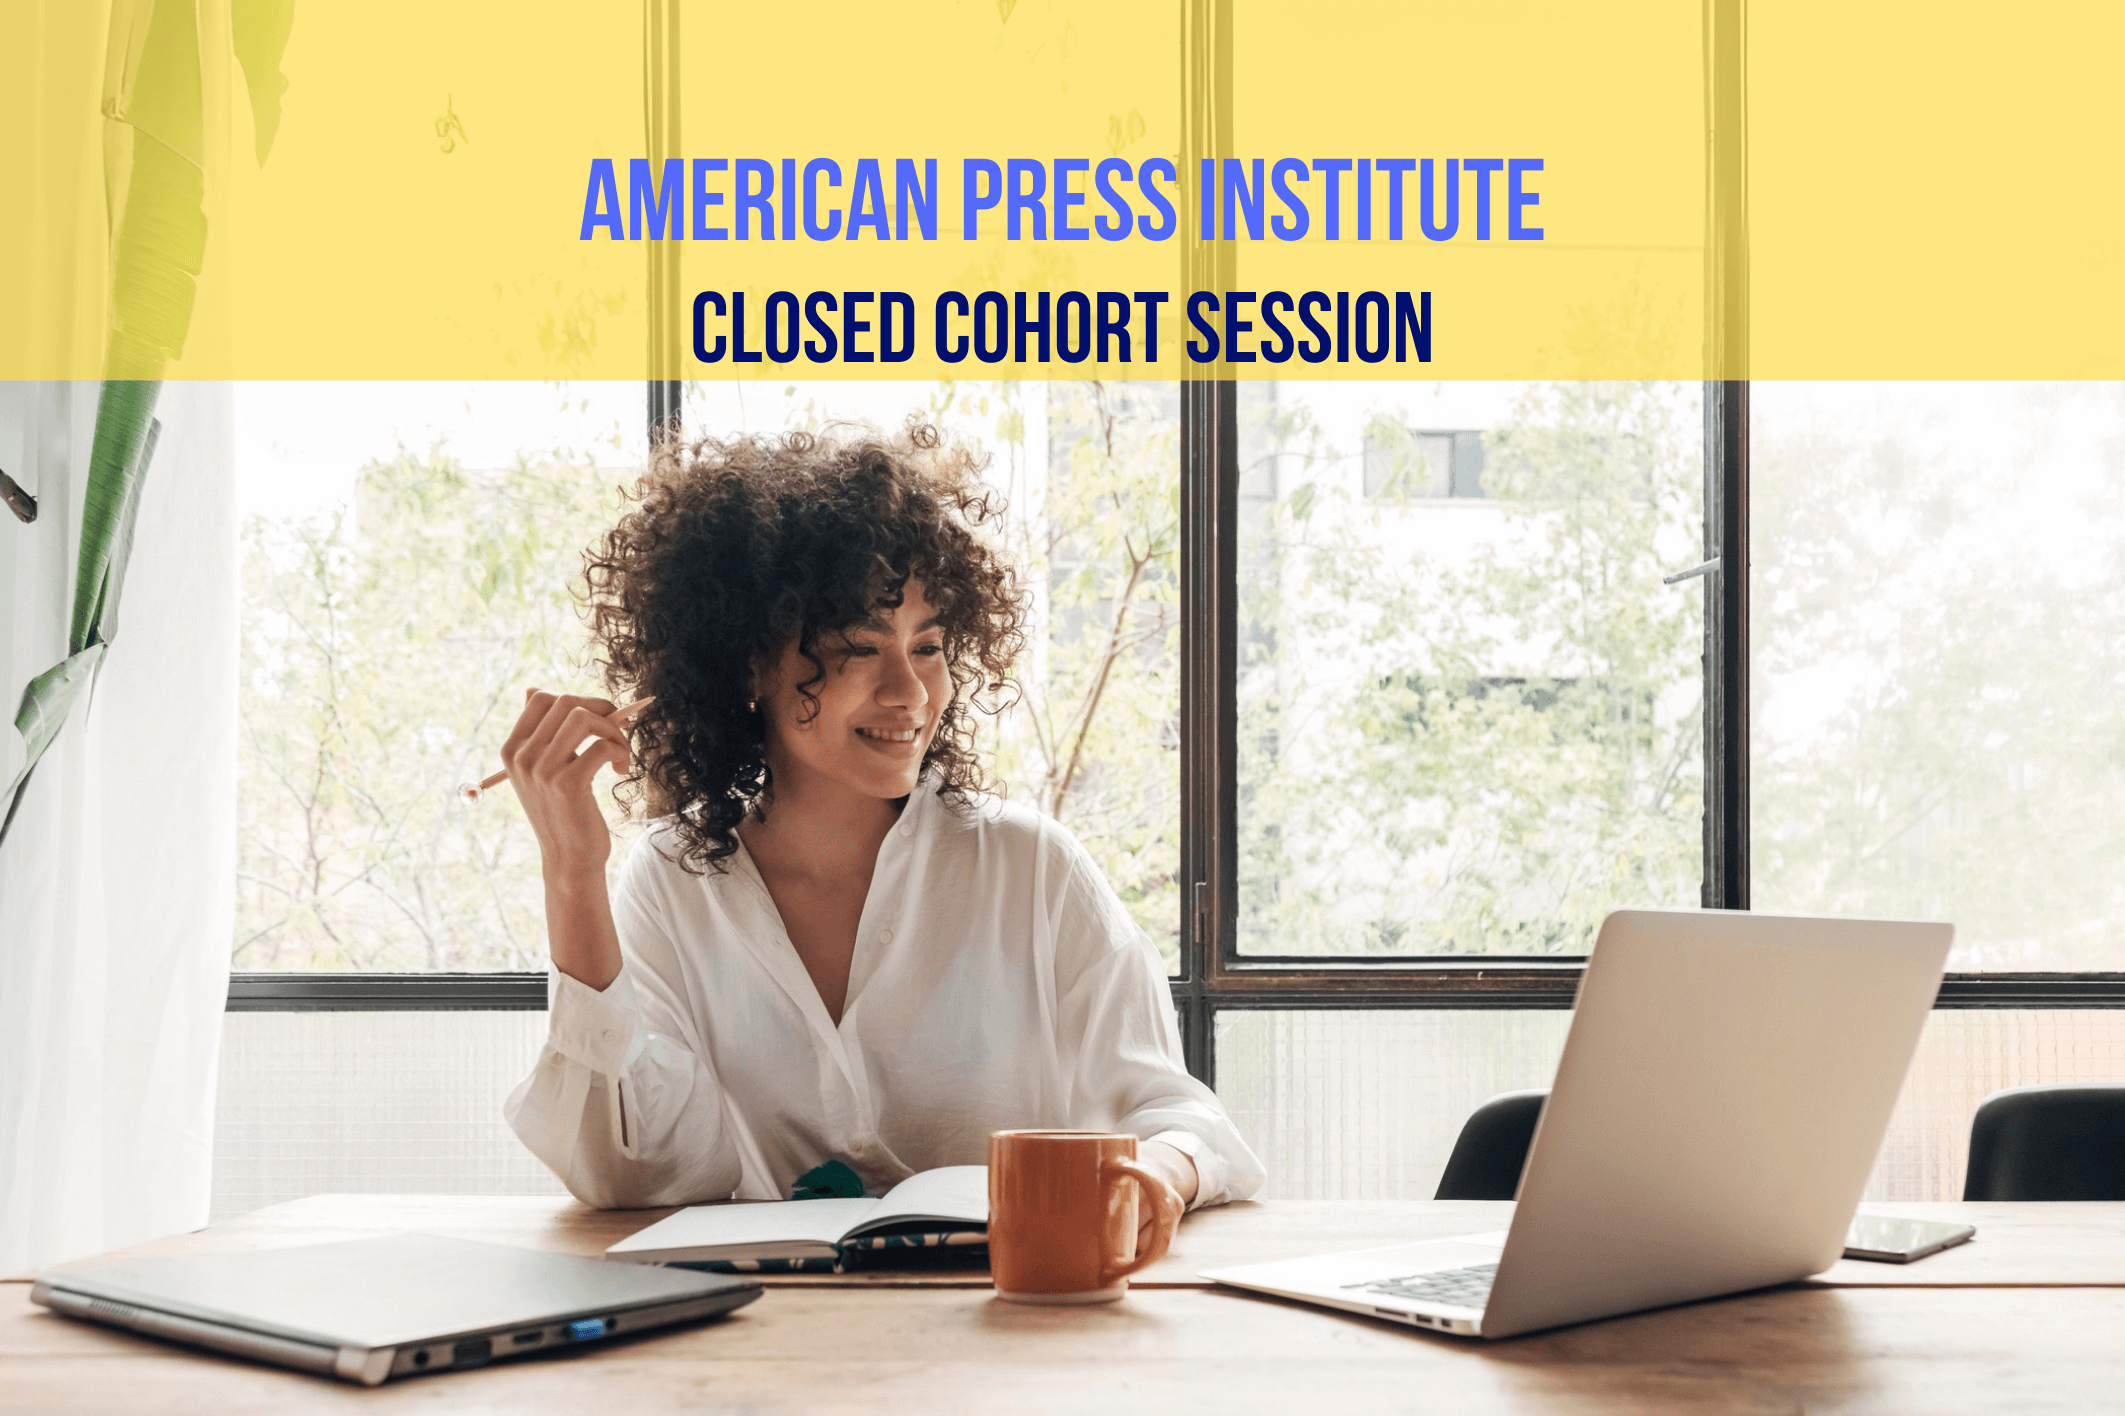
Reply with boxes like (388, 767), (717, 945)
(1344, 1262), (1497, 1310)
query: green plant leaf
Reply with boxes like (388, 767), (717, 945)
(231, 0), (296, 165)
(8, 647), (106, 789)
(4, 383), (162, 852)
(1289, 481), (1317, 522)
(2, 645), (107, 843)
(71, 385), (162, 653)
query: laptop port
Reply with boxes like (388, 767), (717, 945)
(452, 1338), (493, 1367)
(565, 1318), (609, 1342)
(512, 1330), (544, 1346)
(412, 1350), (430, 1368)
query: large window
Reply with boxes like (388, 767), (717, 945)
(219, 6), (2125, 1214)
(223, 378), (2125, 1208)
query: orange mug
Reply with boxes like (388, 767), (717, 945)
(988, 1130), (1178, 1304)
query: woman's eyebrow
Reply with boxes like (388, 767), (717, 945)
(846, 614), (943, 637)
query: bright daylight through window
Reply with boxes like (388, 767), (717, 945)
(1750, 383), (2125, 970)
(1235, 381), (1705, 956)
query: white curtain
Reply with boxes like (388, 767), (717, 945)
(0, 380), (237, 1274)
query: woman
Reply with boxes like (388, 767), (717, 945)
(502, 421), (1264, 1251)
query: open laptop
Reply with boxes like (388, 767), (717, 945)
(32, 1232), (762, 1384)
(1202, 909), (1951, 1339)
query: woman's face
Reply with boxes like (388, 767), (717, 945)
(759, 578), (952, 805)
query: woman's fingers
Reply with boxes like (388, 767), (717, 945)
(543, 709), (633, 780)
(494, 691), (634, 880)
(1135, 1183), (1183, 1265)
(559, 736), (631, 784)
(502, 691), (631, 776)
(523, 692), (620, 764)
(500, 687), (559, 767)
(498, 690), (645, 862)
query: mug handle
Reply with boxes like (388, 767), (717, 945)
(1098, 1156), (1182, 1289)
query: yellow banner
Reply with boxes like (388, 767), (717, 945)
(4, 0), (2120, 379)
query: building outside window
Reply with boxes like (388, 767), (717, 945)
(1361, 424), (1487, 501)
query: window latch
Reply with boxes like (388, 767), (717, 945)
(1662, 555), (1719, 586)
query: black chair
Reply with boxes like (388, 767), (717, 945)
(1963, 1085), (2125, 1201)
(1435, 1089), (1549, 1200)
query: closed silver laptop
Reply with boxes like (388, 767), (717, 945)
(1202, 909), (1951, 1338)
(32, 1231), (762, 1384)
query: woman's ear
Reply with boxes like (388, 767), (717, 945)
(747, 650), (773, 712)
(749, 644), (787, 725)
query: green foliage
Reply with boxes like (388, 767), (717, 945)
(1236, 382), (1705, 956)
(235, 448), (630, 969)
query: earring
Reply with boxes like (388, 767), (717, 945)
(747, 698), (757, 713)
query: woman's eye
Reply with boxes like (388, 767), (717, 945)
(915, 643), (944, 657)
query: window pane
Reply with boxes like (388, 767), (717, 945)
(1215, 1009), (1571, 1199)
(1869, 1010), (2125, 1203)
(1752, 383), (2125, 968)
(1235, 382), (1706, 956)
(234, 383), (647, 970)
(211, 1010), (564, 1221)
(236, 381), (1179, 971)
(1215, 1006), (2125, 1203)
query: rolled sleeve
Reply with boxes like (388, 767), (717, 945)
(546, 966), (649, 1076)
(1146, 1128), (1233, 1213)
(505, 957), (743, 1209)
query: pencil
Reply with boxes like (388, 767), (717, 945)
(457, 697), (654, 804)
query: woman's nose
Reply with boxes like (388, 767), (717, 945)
(877, 645), (929, 709)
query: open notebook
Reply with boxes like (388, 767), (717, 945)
(607, 1166), (988, 1273)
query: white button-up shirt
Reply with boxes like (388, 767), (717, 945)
(504, 784), (1266, 1209)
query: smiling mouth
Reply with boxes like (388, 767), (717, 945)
(857, 727), (922, 743)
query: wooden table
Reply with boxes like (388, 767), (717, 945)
(8, 1198), (2125, 1414)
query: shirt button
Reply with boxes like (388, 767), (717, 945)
(879, 929), (895, 944)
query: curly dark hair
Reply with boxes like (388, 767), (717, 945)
(583, 420), (1027, 873)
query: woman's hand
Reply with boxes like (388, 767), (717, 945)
(1131, 1140), (1198, 1265)
(502, 690), (633, 872)
(501, 689), (636, 989)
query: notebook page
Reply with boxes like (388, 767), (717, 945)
(608, 1197), (878, 1260)
(853, 1166), (989, 1235)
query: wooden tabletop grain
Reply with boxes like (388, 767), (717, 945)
(26, 1194), (2125, 1289)
(7, 1197), (2123, 1414)
(7, 1277), (2125, 1414)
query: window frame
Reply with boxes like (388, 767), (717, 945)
(226, 0), (2125, 1088)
